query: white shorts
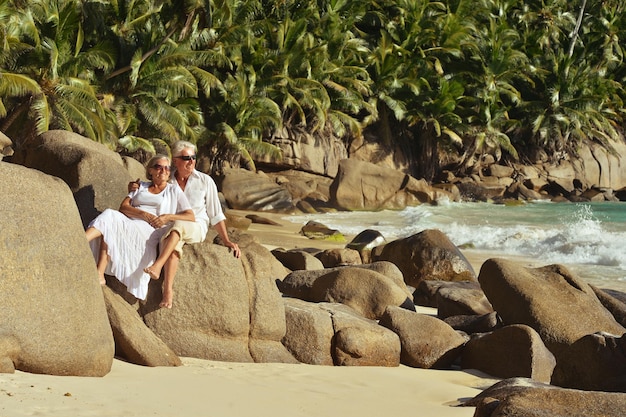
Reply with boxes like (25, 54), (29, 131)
(161, 220), (206, 257)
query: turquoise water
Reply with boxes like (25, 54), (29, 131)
(288, 201), (626, 290)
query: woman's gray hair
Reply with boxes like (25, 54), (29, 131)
(171, 140), (197, 157)
(145, 154), (171, 180)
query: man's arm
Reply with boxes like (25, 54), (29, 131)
(214, 220), (241, 258)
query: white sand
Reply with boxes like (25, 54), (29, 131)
(0, 359), (498, 417)
(0, 210), (502, 417)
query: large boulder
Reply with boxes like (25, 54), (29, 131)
(221, 168), (295, 212)
(544, 162), (576, 194)
(141, 241), (252, 362)
(324, 303), (400, 367)
(346, 229), (386, 263)
(0, 162), (114, 376)
(309, 268), (415, 320)
(574, 140), (626, 192)
(435, 281), (494, 319)
(282, 299), (401, 366)
(478, 259), (625, 352)
(282, 298), (334, 365)
(141, 234), (295, 363)
(378, 306), (466, 369)
(444, 312), (502, 334)
(463, 377), (626, 417)
(329, 159), (444, 210)
(461, 324), (556, 383)
(10, 130), (134, 227)
(271, 248), (325, 271)
(478, 259), (626, 389)
(552, 332), (626, 392)
(103, 287), (181, 367)
(278, 261), (413, 302)
(376, 229), (476, 287)
(236, 234), (297, 363)
(316, 248), (362, 268)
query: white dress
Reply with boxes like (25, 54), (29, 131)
(89, 182), (191, 300)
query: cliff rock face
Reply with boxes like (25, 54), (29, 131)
(257, 128), (348, 177)
(329, 159), (450, 210)
(574, 140), (626, 191)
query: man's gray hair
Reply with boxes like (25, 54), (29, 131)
(171, 140), (197, 157)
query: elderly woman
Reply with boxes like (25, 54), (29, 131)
(85, 154), (195, 300)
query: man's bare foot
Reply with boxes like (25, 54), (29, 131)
(144, 265), (161, 280)
(160, 287), (173, 309)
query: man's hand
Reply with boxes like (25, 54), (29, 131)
(225, 241), (241, 258)
(128, 179), (140, 193)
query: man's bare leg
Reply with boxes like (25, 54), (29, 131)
(160, 252), (180, 309)
(144, 231), (181, 280)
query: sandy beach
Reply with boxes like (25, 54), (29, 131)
(0, 210), (502, 417)
(0, 358), (499, 417)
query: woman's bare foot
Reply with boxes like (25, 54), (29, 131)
(160, 286), (173, 309)
(144, 265), (161, 280)
(98, 273), (106, 285)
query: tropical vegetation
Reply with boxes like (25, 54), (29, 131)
(0, 0), (624, 180)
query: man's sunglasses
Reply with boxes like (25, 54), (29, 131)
(175, 155), (197, 161)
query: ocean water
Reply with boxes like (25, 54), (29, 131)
(288, 201), (626, 291)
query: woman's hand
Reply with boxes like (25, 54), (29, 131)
(149, 214), (171, 228)
(141, 212), (159, 227)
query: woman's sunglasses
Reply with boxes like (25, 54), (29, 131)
(152, 164), (171, 171)
(175, 155), (197, 161)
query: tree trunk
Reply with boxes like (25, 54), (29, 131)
(415, 124), (438, 181)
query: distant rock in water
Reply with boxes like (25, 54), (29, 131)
(347, 229), (386, 263)
(300, 220), (345, 242)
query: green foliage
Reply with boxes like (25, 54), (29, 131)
(0, 0), (625, 177)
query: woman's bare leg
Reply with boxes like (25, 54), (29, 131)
(144, 231), (181, 280)
(96, 238), (109, 285)
(160, 251), (180, 309)
(85, 226), (102, 242)
(86, 227), (107, 284)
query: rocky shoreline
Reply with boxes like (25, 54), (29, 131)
(2, 131), (626, 417)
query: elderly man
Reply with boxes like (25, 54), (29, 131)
(142, 140), (241, 308)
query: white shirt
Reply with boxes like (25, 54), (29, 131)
(173, 169), (226, 237)
(129, 182), (191, 217)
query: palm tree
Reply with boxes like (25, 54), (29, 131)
(460, 13), (532, 164)
(511, 0), (625, 159)
(0, 0), (117, 147)
(203, 67), (282, 171)
(359, 0), (473, 180)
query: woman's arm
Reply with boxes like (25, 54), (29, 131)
(119, 197), (158, 224)
(153, 209), (195, 227)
